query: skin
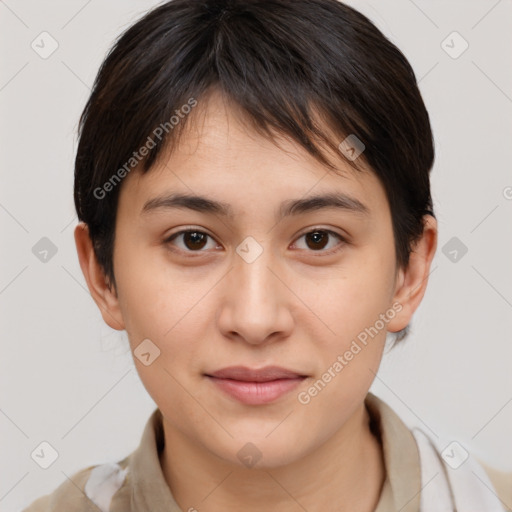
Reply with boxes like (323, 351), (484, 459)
(75, 89), (437, 512)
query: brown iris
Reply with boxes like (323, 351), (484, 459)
(304, 231), (329, 250)
(183, 231), (208, 250)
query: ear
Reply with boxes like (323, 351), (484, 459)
(387, 215), (438, 333)
(74, 222), (125, 331)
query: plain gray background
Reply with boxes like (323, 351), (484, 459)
(1, 0), (511, 510)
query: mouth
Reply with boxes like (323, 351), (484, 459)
(204, 365), (309, 405)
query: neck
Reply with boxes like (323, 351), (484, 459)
(159, 400), (385, 512)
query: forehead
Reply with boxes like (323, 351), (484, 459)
(119, 91), (388, 219)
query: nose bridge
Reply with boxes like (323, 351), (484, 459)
(218, 236), (292, 344)
(238, 240), (276, 301)
(235, 236), (280, 313)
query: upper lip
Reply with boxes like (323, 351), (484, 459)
(205, 366), (307, 382)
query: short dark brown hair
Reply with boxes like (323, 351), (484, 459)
(74, 0), (435, 343)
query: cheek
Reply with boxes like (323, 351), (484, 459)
(295, 269), (391, 426)
(298, 250), (395, 344)
(293, 253), (395, 409)
(115, 252), (211, 410)
(114, 247), (205, 365)
(116, 244), (187, 330)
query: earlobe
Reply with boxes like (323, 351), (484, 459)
(387, 215), (438, 333)
(74, 222), (125, 331)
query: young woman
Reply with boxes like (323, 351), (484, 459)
(24, 1), (511, 510)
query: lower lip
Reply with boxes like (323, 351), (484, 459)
(206, 376), (306, 405)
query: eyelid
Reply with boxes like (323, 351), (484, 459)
(165, 225), (214, 239)
(295, 225), (347, 240)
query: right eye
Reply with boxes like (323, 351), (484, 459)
(163, 229), (220, 254)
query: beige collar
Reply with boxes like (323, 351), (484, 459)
(366, 392), (421, 512)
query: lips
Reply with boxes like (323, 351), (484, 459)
(204, 366), (308, 405)
(205, 365), (307, 382)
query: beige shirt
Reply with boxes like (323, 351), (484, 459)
(23, 392), (512, 511)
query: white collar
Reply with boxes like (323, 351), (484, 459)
(412, 427), (506, 511)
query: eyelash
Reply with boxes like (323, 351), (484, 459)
(163, 226), (347, 256)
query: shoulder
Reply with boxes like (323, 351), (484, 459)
(479, 461), (512, 511)
(21, 458), (130, 512)
(21, 465), (97, 512)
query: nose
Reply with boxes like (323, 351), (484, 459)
(216, 242), (294, 346)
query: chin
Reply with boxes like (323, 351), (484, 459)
(212, 434), (309, 470)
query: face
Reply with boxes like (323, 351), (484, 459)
(79, 90), (432, 469)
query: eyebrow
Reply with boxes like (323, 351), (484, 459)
(141, 191), (370, 220)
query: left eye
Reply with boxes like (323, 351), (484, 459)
(293, 229), (346, 254)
